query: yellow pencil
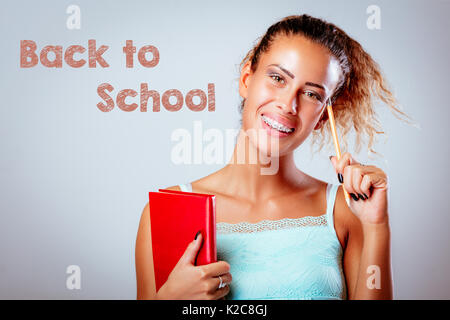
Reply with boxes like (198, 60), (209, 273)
(326, 99), (351, 206)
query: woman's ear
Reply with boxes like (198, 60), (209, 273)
(239, 61), (252, 99)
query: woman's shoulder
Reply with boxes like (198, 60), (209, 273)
(164, 185), (182, 191)
(290, 173), (328, 194)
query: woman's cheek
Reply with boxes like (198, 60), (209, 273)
(255, 83), (276, 105)
(309, 108), (324, 126)
(297, 112), (319, 135)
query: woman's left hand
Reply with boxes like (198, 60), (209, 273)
(330, 153), (389, 225)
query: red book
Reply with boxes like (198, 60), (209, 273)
(149, 188), (217, 292)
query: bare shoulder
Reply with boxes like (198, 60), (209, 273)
(293, 172), (327, 194)
(164, 185), (182, 191)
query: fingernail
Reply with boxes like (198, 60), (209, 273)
(329, 155), (333, 161)
(358, 193), (366, 200)
(338, 173), (343, 184)
(350, 193), (359, 201)
(194, 230), (201, 240)
(363, 193), (369, 199)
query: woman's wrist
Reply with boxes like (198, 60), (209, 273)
(361, 220), (391, 237)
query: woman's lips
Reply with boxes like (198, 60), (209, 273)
(261, 112), (296, 129)
(260, 114), (295, 137)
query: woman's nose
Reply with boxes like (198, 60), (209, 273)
(276, 97), (298, 115)
(291, 99), (298, 114)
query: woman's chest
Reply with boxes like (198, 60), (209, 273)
(216, 227), (347, 300)
(214, 193), (326, 224)
(214, 194), (347, 250)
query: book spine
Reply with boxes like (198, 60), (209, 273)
(207, 196), (217, 263)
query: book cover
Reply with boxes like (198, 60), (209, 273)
(149, 188), (217, 292)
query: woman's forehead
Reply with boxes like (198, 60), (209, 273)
(259, 35), (341, 91)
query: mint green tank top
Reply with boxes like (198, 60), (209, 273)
(178, 182), (347, 300)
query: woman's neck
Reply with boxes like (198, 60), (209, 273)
(218, 130), (310, 203)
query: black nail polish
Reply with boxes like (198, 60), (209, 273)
(358, 193), (365, 200)
(350, 193), (359, 201)
(363, 193), (369, 199)
(338, 173), (343, 184)
(194, 230), (201, 240)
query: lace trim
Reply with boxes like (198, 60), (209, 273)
(216, 214), (327, 234)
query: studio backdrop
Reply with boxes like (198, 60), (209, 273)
(1, 0), (449, 299)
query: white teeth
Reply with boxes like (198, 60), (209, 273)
(262, 115), (294, 133)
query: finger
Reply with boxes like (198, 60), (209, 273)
(360, 174), (373, 198)
(333, 154), (348, 174)
(204, 272), (232, 294)
(201, 260), (231, 277)
(329, 155), (338, 170)
(351, 166), (366, 199)
(180, 231), (203, 265)
(361, 172), (388, 196)
(335, 152), (358, 176)
(357, 166), (380, 199)
(343, 164), (356, 195)
(214, 272), (232, 289)
(329, 156), (344, 183)
(336, 153), (351, 175)
(210, 283), (231, 300)
(345, 152), (360, 166)
(343, 164), (366, 200)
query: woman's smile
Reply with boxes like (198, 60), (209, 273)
(260, 112), (297, 137)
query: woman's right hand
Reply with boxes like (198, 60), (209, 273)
(156, 232), (232, 300)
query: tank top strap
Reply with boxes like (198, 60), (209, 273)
(325, 183), (340, 236)
(178, 182), (192, 192)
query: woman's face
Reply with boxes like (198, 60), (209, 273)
(239, 34), (342, 158)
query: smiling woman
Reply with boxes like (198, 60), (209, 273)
(239, 34), (344, 158)
(136, 14), (412, 300)
(238, 15), (411, 155)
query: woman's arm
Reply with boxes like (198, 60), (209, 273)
(331, 153), (393, 300)
(341, 191), (393, 299)
(355, 222), (392, 299)
(135, 202), (158, 299)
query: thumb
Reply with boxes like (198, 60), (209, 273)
(329, 155), (337, 170)
(180, 231), (203, 265)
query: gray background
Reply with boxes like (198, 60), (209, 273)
(0, 0), (449, 299)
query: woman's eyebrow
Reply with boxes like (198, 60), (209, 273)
(268, 63), (296, 79)
(305, 82), (326, 92)
(267, 63), (326, 91)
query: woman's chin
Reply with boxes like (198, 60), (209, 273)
(253, 140), (286, 160)
(241, 122), (299, 160)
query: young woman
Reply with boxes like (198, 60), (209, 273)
(136, 14), (409, 300)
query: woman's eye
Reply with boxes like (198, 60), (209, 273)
(270, 74), (285, 84)
(304, 91), (322, 101)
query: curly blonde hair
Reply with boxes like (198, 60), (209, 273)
(238, 14), (414, 156)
